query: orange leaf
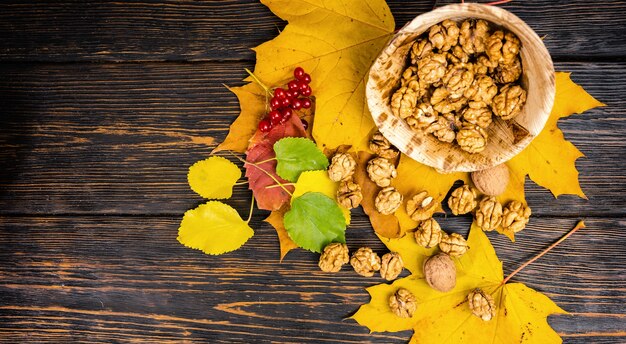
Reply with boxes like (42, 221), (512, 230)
(264, 205), (298, 261)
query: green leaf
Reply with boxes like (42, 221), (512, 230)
(283, 192), (346, 253)
(274, 137), (329, 182)
(177, 201), (254, 255)
(188, 156), (242, 199)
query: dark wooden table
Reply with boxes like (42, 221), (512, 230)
(0, 1), (624, 342)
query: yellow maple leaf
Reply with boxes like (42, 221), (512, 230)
(254, 0), (395, 152)
(352, 223), (568, 342)
(264, 205), (298, 261)
(177, 201), (254, 255)
(187, 156), (242, 199)
(213, 83), (267, 153)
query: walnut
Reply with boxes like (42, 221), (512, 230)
(427, 115), (456, 143)
(475, 196), (503, 231)
(328, 153), (356, 182)
(389, 288), (417, 318)
(429, 20), (459, 52)
(486, 31), (520, 65)
(442, 64), (475, 99)
(431, 87), (467, 114)
(410, 39), (433, 65)
(318, 242), (349, 273)
(367, 157), (397, 187)
(471, 164), (510, 196)
(459, 19), (490, 54)
(439, 232), (469, 257)
(401, 66), (430, 97)
(350, 247), (381, 277)
(406, 191), (437, 221)
(336, 180), (363, 209)
(414, 218), (444, 248)
(464, 75), (497, 105)
(494, 57), (522, 84)
(486, 31), (504, 63)
(380, 252), (404, 281)
(406, 102), (438, 130)
(369, 131), (399, 160)
(474, 55), (497, 76)
(417, 53), (447, 84)
(448, 45), (470, 64)
(501, 201), (531, 233)
(391, 86), (419, 119)
(492, 84), (527, 120)
(375, 186), (403, 215)
(456, 123), (488, 154)
(468, 289), (496, 321)
(461, 102), (493, 129)
(423, 253), (456, 292)
(448, 184), (478, 215)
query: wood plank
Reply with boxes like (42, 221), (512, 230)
(0, 0), (624, 62)
(0, 61), (621, 216)
(0, 216), (623, 342)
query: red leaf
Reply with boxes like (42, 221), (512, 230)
(245, 114), (308, 211)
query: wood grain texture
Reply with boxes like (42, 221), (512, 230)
(0, 0), (625, 62)
(0, 62), (621, 216)
(0, 216), (623, 343)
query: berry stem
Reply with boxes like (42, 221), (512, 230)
(245, 68), (271, 95)
(254, 157), (277, 165)
(265, 183), (296, 190)
(500, 220), (586, 285)
(228, 153), (293, 197)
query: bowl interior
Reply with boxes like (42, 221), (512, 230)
(366, 3), (555, 172)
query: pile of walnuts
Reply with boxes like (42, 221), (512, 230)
(390, 19), (527, 153)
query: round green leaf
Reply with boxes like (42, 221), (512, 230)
(177, 201), (254, 255)
(274, 137), (329, 182)
(284, 192), (346, 253)
(188, 156), (242, 199)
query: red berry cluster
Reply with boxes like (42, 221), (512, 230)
(258, 67), (313, 133)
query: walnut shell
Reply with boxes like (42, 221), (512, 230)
(471, 164), (510, 196)
(423, 253), (456, 292)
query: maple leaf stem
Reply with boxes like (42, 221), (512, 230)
(244, 68), (271, 95)
(485, 0), (513, 5)
(246, 194), (255, 223)
(501, 220), (586, 285)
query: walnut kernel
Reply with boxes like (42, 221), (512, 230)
(391, 86), (419, 119)
(406, 191), (437, 221)
(336, 180), (362, 209)
(459, 19), (490, 54)
(475, 196), (503, 231)
(456, 123), (488, 154)
(375, 186), (403, 215)
(462, 102), (493, 129)
(318, 242), (349, 273)
(492, 84), (527, 120)
(501, 201), (531, 233)
(328, 153), (356, 182)
(468, 289), (496, 321)
(389, 288), (417, 318)
(448, 184), (478, 215)
(429, 20), (460, 52)
(380, 252), (404, 281)
(439, 232), (469, 257)
(367, 157), (397, 187)
(369, 131), (399, 160)
(350, 247), (382, 277)
(418, 53), (448, 84)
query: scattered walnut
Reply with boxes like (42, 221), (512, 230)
(423, 253), (456, 292)
(456, 123), (488, 153)
(501, 201), (531, 233)
(414, 218), (444, 248)
(410, 39), (433, 65)
(391, 86), (419, 119)
(406, 102), (438, 130)
(318, 242), (349, 273)
(418, 53), (448, 84)
(462, 102), (493, 129)
(471, 164), (510, 196)
(448, 184), (478, 215)
(475, 196), (503, 231)
(459, 19), (490, 54)
(406, 191), (437, 221)
(427, 115), (456, 143)
(494, 57), (522, 84)
(429, 20), (459, 52)
(380, 252), (404, 281)
(328, 153), (356, 182)
(389, 288), (417, 318)
(350, 247), (381, 277)
(468, 288), (496, 321)
(464, 75), (498, 105)
(492, 84), (527, 120)
(369, 131), (399, 160)
(442, 64), (475, 99)
(336, 180), (363, 209)
(439, 232), (469, 257)
(367, 157), (397, 187)
(375, 186), (403, 215)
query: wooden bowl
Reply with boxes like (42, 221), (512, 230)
(366, 4), (555, 172)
